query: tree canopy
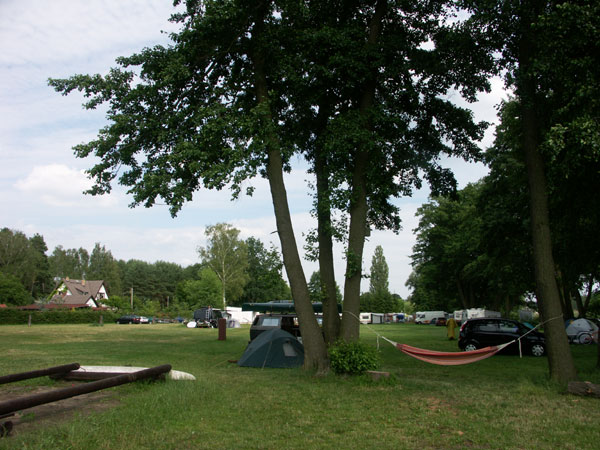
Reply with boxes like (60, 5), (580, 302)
(198, 223), (249, 307)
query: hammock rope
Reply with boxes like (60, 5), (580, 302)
(346, 311), (562, 366)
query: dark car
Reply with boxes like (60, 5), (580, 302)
(435, 317), (447, 326)
(458, 318), (546, 357)
(116, 314), (141, 324)
(250, 314), (301, 341)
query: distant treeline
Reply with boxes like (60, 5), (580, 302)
(0, 226), (290, 316)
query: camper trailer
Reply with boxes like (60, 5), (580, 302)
(454, 308), (500, 324)
(415, 311), (446, 325)
(466, 308), (501, 319)
(359, 312), (386, 324)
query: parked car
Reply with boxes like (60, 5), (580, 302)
(250, 314), (301, 341)
(138, 316), (150, 324)
(435, 317), (447, 326)
(458, 318), (546, 357)
(116, 315), (141, 324)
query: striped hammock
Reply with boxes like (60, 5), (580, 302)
(382, 337), (512, 366)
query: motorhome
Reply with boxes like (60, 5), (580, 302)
(415, 311), (446, 324)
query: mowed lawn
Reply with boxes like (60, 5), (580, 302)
(1, 323), (599, 449)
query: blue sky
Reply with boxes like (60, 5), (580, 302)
(0, 0), (506, 297)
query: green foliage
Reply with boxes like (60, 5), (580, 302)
(88, 243), (122, 296)
(0, 308), (118, 325)
(198, 223), (249, 306)
(307, 271), (342, 304)
(369, 245), (390, 296)
(360, 291), (399, 314)
(329, 341), (381, 375)
(0, 228), (52, 299)
(48, 245), (90, 280)
(176, 268), (223, 309)
(238, 237), (290, 304)
(0, 272), (33, 306)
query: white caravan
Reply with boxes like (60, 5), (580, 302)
(415, 311), (446, 324)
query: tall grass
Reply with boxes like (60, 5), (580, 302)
(1, 323), (598, 449)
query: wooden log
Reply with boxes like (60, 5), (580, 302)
(0, 364), (171, 417)
(568, 381), (600, 398)
(0, 363), (80, 386)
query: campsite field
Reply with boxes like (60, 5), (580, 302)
(1, 323), (599, 449)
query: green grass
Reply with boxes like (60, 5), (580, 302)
(1, 323), (599, 449)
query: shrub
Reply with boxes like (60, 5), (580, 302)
(0, 308), (119, 325)
(329, 341), (381, 375)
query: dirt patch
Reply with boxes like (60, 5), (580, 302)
(0, 382), (121, 437)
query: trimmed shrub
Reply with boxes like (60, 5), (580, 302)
(329, 341), (381, 375)
(0, 308), (119, 325)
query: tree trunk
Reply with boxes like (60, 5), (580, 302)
(251, 9), (329, 372)
(314, 141), (341, 344)
(519, 8), (577, 384)
(456, 279), (468, 309)
(555, 267), (575, 319)
(340, 0), (387, 341)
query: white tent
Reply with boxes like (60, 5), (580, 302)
(565, 319), (599, 344)
(225, 306), (255, 324)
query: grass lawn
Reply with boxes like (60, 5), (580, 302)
(1, 322), (599, 449)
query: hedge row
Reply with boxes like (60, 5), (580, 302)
(0, 308), (120, 325)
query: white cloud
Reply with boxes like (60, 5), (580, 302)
(15, 163), (118, 208)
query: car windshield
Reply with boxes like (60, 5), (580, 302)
(261, 317), (281, 326)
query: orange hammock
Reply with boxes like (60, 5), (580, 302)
(381, 337), (512, 366)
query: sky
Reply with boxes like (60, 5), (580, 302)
(0, 0), (507, 298)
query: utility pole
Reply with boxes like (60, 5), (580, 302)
(130, 287), (133, 310)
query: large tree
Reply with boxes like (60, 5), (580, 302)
(463, 0), (600, 383)
(267, 1), (493, 342)
(87, 243), (122, 296)
(50, 0), (492, 370)
(48, 246), (90, 280)
(369, 246), (390, 298)
(238, 237), (290, 305)
(0, 228), (50, 298)
(198, 223), (249, 308)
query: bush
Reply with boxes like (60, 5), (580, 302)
(0, 308), (119, 325)
(329, 341), (381, 375)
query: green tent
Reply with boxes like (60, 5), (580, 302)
(237, 329), (304, 368)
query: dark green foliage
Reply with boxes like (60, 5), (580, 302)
(238, 237), (290, 305)
(0, 228), (52, 299)
(360, 291), (399, 314)
(307, 271), (342, 304)
(0, 308), (118, 325)
(0, 272), (33, 306)
(48, 245), (90, 280)
(175, 268), (223, 309)
(329, 341), (381, 375)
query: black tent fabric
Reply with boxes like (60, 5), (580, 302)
(237, 329), (304, 368)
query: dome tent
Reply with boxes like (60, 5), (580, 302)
(565, 318), (599, 344)
(238, 329), (304, 368)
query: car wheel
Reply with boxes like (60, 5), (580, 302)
(464, 342), (478, 352)
(578, 333), (593, 345)
(531, 344), (545, 357)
